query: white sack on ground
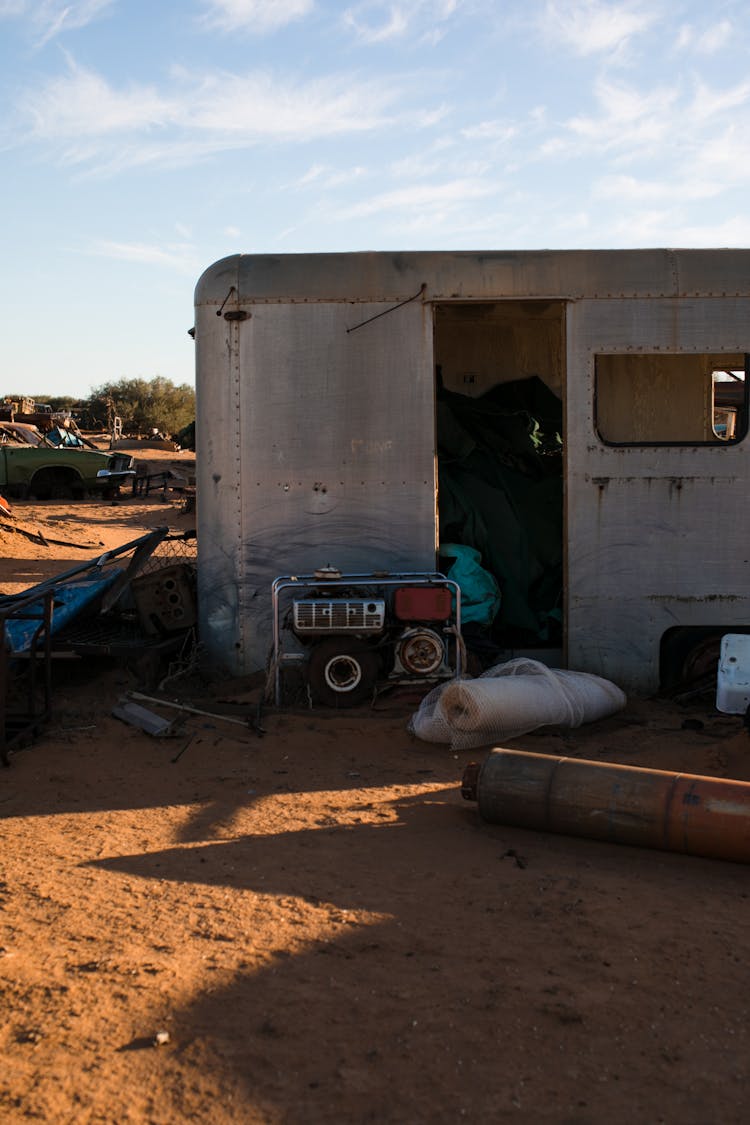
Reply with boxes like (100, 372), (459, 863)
(408, 658), (626, 749)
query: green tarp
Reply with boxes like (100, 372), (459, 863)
(437, 376), (563, 642)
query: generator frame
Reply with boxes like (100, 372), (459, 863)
(271, 571), (462, 706)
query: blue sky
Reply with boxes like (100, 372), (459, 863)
(1, 0), (749, 399)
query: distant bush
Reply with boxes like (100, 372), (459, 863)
(83, 377), (196, 437)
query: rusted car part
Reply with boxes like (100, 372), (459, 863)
(44, 425), (97, 449)
(47, 529), (179, 632)
(50, 531), (197, 685)
(1, 529), (197, 759)
(0, 399), (72, 432)
(0, 422), (45, 445)
(0, 590), (53, 766)
(0, 527), (170, 659)
(462, 748), (750, 864)
(130, 565), (196, 635)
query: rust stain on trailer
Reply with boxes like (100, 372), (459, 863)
(647, 594), (742, 603)
(586, 475), (737, 485)
(350, 438), (394, 455)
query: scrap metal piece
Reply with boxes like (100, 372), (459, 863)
(463, 748), (750, 864)
(111, 700), (177, 738)
(0, 527), (170, 613)
(1, 589), (53, 765)
(131, 565), (196, 635)
(128, 690), (265, 736)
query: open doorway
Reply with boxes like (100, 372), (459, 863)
(433, 300), (566, 670)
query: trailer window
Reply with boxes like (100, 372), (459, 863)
(595, 353), (748, 445)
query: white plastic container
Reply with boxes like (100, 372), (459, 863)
(716, 634), (750, 714)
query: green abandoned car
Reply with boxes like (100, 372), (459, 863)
(0, 438), (135, 500)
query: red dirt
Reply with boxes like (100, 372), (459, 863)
(1, 477), (749, 1123)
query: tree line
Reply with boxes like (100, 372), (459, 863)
(14, 377), (195, 439)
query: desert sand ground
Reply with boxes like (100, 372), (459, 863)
(1, 453), (749, 1124)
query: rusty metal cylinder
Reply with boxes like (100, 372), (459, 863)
(462, 749), (750, 863)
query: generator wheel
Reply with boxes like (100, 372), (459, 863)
(308, 639), (379, 708)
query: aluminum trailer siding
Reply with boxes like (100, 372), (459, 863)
(194, 249), (750, 692)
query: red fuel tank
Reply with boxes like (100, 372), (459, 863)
(393, 586), (452, 622)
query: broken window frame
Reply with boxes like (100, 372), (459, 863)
(593, 352), (749, 447)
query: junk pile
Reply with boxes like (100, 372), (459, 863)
(1, 526), (197, 764)
(437, 376), (563, 652)
(409, 657), (626, 748)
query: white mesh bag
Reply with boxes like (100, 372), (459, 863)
(408, 658), (626, 749)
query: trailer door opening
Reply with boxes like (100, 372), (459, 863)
(433, 301), (566, 668)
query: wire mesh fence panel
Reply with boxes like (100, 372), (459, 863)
(140, 530), (197, 574)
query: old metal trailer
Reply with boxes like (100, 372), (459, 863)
(193, 249), (750, 696)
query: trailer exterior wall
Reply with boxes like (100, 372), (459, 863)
(195, 250), (750, 689)
(566, 296), (750, 692)
(195, 258), (435, 673)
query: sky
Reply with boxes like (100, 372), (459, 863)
(1, 0), (749, 400)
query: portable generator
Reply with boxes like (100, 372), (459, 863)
(271, 568), (462, 706)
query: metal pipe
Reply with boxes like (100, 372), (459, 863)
(462, 749), (750, 864)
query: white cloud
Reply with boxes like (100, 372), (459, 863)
(560, 77), (678, 153)
(550, 72), (750, 179)
(87, 239), (199, 274)
(16, 59), (409, 172)
(673, 217), (750, 247)
(604, 208), (750, 248)
(461, 120), (517, 143)
(374, 201), (522, 242)
(343, 0), (459, 45)
(389, 152), (444, 179)
(338, 177), (496, 219)
(688, 78), (750, 123)
(201, 0), (314, 34)
(23, 58), (175, 138)
(295, 162), (367, 189)
(593, 174), (724, 205)
(676, 19), (733, 55)
(699, 20), (733, 52)
(298, 163), (326, 185)
(185, 72), (395, 137)
(685, 123), (750, 193)
(675, 24), (692, 50)
(344, 3), (407, 43)
(0, 0), (114, 44)
(541, 0), (655, 57)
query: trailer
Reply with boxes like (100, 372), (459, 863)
(193, 249), (750, 698)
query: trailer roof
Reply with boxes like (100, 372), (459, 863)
(195, 248), (750, 305)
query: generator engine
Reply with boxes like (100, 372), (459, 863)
(273, 569), (460, 707)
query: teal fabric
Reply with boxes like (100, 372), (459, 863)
(440, 543), (502, 626)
